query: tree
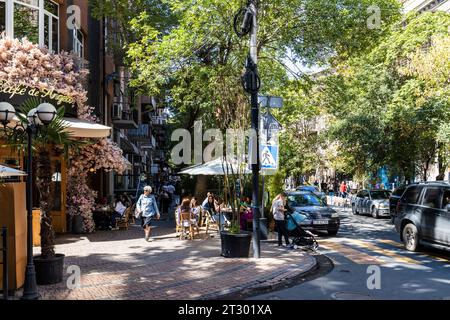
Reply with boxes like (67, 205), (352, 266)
(322, 12), (450, 183)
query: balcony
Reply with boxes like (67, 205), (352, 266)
(151, 116), (167, 126)
(113, 110), (139, 129)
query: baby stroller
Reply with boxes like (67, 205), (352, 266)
(285, 210), (319, 252)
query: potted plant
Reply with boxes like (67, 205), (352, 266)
(219, 156), (252, 258)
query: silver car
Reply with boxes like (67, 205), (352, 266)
(351, 190), (392, 218)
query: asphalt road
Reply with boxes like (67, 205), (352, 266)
(249, 207), (450, 300)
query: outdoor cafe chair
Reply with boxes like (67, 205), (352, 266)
(180, 211), (197, 240)
(204, 211), (220, 235)
(116, 207), (131, 230)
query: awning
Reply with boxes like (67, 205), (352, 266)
(7, 116), (111, 138)
(62, 118), (112, 138)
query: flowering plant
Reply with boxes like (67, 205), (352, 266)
(0, 37), (130, 233)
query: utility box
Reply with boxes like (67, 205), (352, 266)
(0, 183), (27, 291)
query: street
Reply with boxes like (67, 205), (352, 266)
(250, 207), (450, 300)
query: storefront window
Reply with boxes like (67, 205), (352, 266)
(3, 0), (59, 51)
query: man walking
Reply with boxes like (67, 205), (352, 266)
(136, 186), (160, 242)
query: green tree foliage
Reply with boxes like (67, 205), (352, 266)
(324, 12), (450, 182)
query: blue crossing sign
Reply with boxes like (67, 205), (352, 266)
(261, 144), (279, 170)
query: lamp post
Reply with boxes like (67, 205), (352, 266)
(0, 101), (57, 300)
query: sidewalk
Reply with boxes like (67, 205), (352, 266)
(26, 221), (317, 300)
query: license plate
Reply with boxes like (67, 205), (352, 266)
(313, 220), (328, 225)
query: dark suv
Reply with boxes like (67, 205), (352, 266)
(393, 182), (450, 252)
(389, 185), (407, 221)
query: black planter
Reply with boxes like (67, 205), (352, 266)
(72, 215), (84, 234)
(220, 231), (252, 258)
(33, 254), (65, 285)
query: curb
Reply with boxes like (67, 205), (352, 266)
(200, 254), (333, 300)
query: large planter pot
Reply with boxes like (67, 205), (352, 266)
(33, 254), (65, 285)
(220, 231), (252, 258)
(72, 215), (84, 234)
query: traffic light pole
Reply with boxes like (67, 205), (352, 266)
(249, 0), (261, 259)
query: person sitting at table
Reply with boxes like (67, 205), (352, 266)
(240, 205), (253, 231)
(202, 192), (213, 207)
(190, 197), (202, 223)
(110, 196), (127, 230)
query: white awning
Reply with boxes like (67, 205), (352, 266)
(62, 118), (111, 138)
(8, 116), (111, 138)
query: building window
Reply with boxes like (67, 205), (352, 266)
(3, 0), (59, 52)
(73, 26), (84, 59)
(0, 1), (6, 34)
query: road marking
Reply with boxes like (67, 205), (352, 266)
(319, 240), (383, 265)
(348, 239), (421, 265)
(379, 239), (450, 263)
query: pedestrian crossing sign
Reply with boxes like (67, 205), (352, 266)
(261, 144), (278, 171)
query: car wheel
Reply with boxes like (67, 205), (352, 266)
(402, 223), (419, 252)
(328, 230), (338, 236)
(352, 204), (359, 215)
(371, 207), (379, 219)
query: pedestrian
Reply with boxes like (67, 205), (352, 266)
(271, 192), (290, 247)
(327, 181), (334, 206)
(136, 186), (160, 242)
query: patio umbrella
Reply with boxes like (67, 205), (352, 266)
(179, 157), (251, 176)
(0, 165), (27, 178)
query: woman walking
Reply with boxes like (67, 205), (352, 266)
(272, 192), (290, 247)
(136, 186), (160, 242)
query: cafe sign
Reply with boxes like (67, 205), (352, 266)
(0, 80), (75, 106)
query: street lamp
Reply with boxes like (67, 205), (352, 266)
(0, 101), (57, 300)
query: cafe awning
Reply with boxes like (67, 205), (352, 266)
(8, 116), (112, 138)
(62, 118), (112, 138)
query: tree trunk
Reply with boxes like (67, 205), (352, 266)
(195, 175), (208, 201)
(35, 150), (55, 259)
(437, 144), (446, 181)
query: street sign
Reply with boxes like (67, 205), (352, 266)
(258, 95), (283, 108)
(260, 111), (282, 145)
(260, 144), (279, 170)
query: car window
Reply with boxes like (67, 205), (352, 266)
(421, 188), (442, 209)
(287, 193), (324, 207)
(370, 191), (391, 200)
(357, 191), (364, 197)
(393, 186), (406, 197)
(362, 191), (369, 198)
(402, 186), (423, 204)
(442, 189), (450, 209)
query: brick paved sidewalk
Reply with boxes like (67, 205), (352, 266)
(28, 220), (316, 300)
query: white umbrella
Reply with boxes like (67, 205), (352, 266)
(179, 157), (251, 176)
(0, 165), (27, 178)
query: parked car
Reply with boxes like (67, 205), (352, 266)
(389, 185), (407, 221)
(393, 181), (450, 252)
(296, 185), (327, 204)
(286, 191), (340, 236)
(351, 189), (392, 218)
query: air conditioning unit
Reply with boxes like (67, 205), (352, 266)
(112, 103), (123, 119)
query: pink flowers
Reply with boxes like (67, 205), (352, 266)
(0, 37), (131, 233)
